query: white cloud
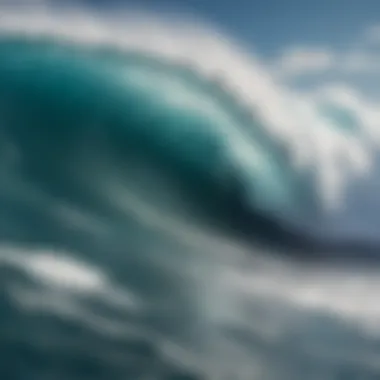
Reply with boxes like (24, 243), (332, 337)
(274, 29), (380, 78)
(341, 51), (380, 74)
(274, 47), (335, 76)
(275, 48), (380, 77)
(363, 24), (380, 44)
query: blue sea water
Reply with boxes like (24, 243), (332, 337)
(1, 5), (380, 380)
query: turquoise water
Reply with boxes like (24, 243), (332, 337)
(0, 10), (380, 380)
(0, 36), (321, 247)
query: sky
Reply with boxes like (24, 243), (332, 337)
(10, 0), (380, 95)
(83, 1), (380, 47)
(75, 0), (380, 97)
(86, 0), (380, 52)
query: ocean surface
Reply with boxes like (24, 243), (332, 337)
(1, 3), (380, 380)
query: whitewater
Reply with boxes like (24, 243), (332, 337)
(1, 2), (380, 380)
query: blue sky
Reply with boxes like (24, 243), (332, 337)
(81, 0), (380, 94)
(85, 0), (380, 52)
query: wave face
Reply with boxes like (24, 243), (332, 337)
(1, 5), (380, 380)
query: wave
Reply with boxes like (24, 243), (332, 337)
(1, 4), (380, 380)
(0, 8), (374, 248)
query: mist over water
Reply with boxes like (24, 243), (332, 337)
(1, 4), (380, 380)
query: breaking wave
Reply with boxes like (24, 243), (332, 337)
(1, 4), (380, 380)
